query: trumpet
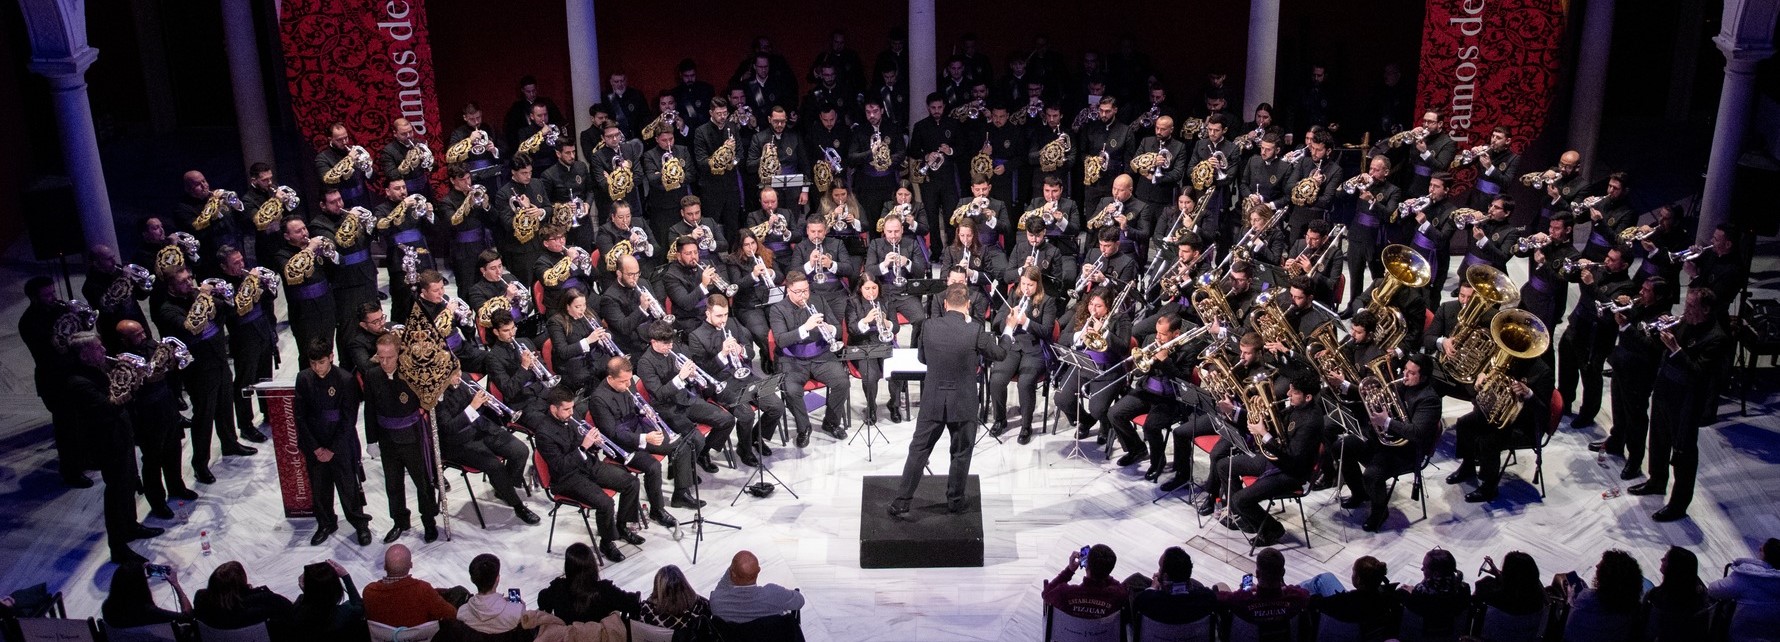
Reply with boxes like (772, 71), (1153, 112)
(1519, 167), (1562, 189)
(701, 262), (739, 297)
(807, 302), (843, 352)
(810, 246), (833, 285)
(1560, 257), (1606, 277)
(396, 137), (435, 175)
(1134, 325), (1207, 373)
(693, 223), (718, 252)
(1451, 144), (1491, 169)
(1234, 127), (1266, 151)
(628, 386), (678, 443)
(571, 415), (630, 461)
(873, 300), (895, 343)
(671, 349), (727, 394)
(1640, 314), (1681, 336)
(1397, 195), (1431, 218)
(1668, 245), (1707, 263)
(1340, 173), (1374, 195)
(637, 283), (672, 324)
(885, 251), (911, 288)
(1387, 127), (1429, 147)
(1515, 233), (1553, 253)
(1618, 225), (1656, 244)
(462, 375), (516, 424)
(1074, 257), (1104, 296)
(1570, 195), (1604, 216)
(1452, 208), (1487, 227)
(720, 328), (752, 379)
(517, 340), (559, 389)
(1281, 146), (1306, 164)
(1596, 296), (1635, 316)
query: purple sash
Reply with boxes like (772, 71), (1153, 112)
(294, 282), (329, 300)
(339, 249), (371, 266)
(320, 409), (342, 423)
(454, 228), (489, 244)
(1143, 376), (1176, 396)
(1413, 164), (1432, 177)
(378, 412), (421, 430)
(466, 158), (498, 174)
(1411, 231), (1438, 259)
(780, 340), (827, 359)
(194, 323), (220, 342)
(1476, 177), (1502, 195)
(562, 277), (585, 294)
(1460, 252), (1490, 269)
(1587, 230), (1610, 250)
(238, 308), (264, 325)
(864, 165), (894, 178)
(1354, 211), (1382, 229)
(392, 229), (424, 245)
(1527, 274), (1556, 295)
(1085, 349), (1112, 367)
(445, 332), (463, 350)
(338, 183), (366, 202)
(765, 238), (791, 253)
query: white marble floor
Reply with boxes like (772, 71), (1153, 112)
(2, 232), (1779, 641)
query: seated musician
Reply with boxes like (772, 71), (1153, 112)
(1335, 353), (1442, 532)
(938, 219), (1004, 293)
(463, 250), (538, 339)
(926, 265), (988, 322)
(1078, 227), (1139, 297)
(594, 202), (658, 279)
(546, 288), (617, 394)
(989, 267), (1059, 444)
(524, 387), (645, 563)
(768, 271), (851, 446)
(533, 226), (594, 318)
(1424, 280), (1495, 399)
(792, 216), (855, 312)
(1135, 232), (1211, 343)
(635, 323), (729, 481)
(864, 213), (930, 328)
(1447, 325), (1555, 503)
(717, 230), (779, 361)
(598, 254), (671, 355)
(663, 234), (725, 336)
(588, 355), (700, 526)
(1219, 371), (1325, 547)
(482, 315), (552, 417)
(847, 274), (906, 426)
(436, 366), (539, 526)
(1233, 203), (1288, 266)
(745, 187), (800, 278)
(1162, 332), (1277, 494)
(686, 294), (783, 466)
(1110, 313), (1205, 479)
(666, 196), (727, 265)
(1005, 216), (1067, 296)
(1280, 220), (1345, 307)
(1055, 285), (1131, 446)
(816, 185), (868, 258)
(877, 188), (928, 248)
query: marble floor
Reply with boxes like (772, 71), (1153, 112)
(2, 230), (1779, 641)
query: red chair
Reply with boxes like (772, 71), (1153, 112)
(530, 439), (616, 557)
(541, 337), (555, 374)
(632, 376), (727, 467)
(765, 328), (841, 445)
(440, 460), (489, 529)
(532, 282), (546, 312)
(1238, 446), (1321, 552)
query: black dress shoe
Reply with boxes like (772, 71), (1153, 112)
(169, 488), (199, 501)
(310, 525), (337, 546)
(1193, 495), (1216, 516)
(1619, 465), (1643, 481)
(738, 453), (761, 468)
(621, 529), (647, 546)
(1160, 476), (1191, 493)
(1219, 514), (1244, 532)
(63, 475), (95, 489)
(1017, 428), (1033, 445)
(1143, 467), (1164, 482)
(194, 469), (217, 485)
(1445, 467), (1476, 485)
(383, 526), (408, 543)
(824, 424), (848, 440)
(599, 540), (627, 562)
(111, 548), (149, 566)
(128, 525), (166, 541)
(670, 494), (707, 510)
(1362, 511), (1387, 532)
(887, 498), (911, 517)
(1249, 527), (1284, 547)
(1308, 475), (1336, 491)
(1464, 488), (1498, 503)
(794, 431), (811, 448)
(148, 503), (176, 520)
(354, 528), (373, 546)
(1340, 495), (1369, 510)
(697, 453), (720, 474)
(240, 428), (269, 443)
(948, 498), (969, 514)
(1587, 438), (1621, 454)
(886, 404), (904, 423)
(990, 422), (1009, 437)
(1115, 451), (1146, 467)
(650, 509), (679, 528)
(1626, 480), (1665, 496)
(423, 523), (439, 543)
(513, 505), (541, 525)
(1652, 505), (1688, 522)
(755, 439), (773, 456)
(1073, 427), (1091, 440)
(222, 444), (258, 457)
(1094, 434), (1107, 446)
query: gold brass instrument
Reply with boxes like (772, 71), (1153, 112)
(604, 239), (633, 271)
(758, 136), (782, 183)
(1083, 145), (1109, 186)
(969, 135), (994, 182)
(445, 129), (499, 163)
(253, 186), (301, 231)
(661, 150), (686, 191)
(869, 130), (893, 172)
(1285, 224), (1346, 278)
(1451, 144), (1491, 169)
(1159, 243), (1215, 300)
(396, 138), (435, 175)
(1242, 372), (1289, 461)
(1518, 167), (1562, 189)
(1086, 199), (1123, 230)
(1177, 117), (1206, 139)
(1306, 321), (1359, 387)
(1248, 288), (1300, 349)
(1386, 127), (1429, 148)
(709, 134), (738, 174)
(451, 184), (490, 226)
(1082, 282), (1135, 351)
(1618, 225), (1656, 244)
(1198, 341), (1243, 401)
(952, 196), (991, 227)
(508, 197), (545, 244)
(1368, 245), (1432, 350)
(814, 146), (841, 193)
(1451, 208), (1487, 227)
(194, 190), (244, 231)
(1133, 325), (1206, 373)
(1191, 154), (1220, 192)
(1290, 161), (1325, 206)
(1190, 272), (1236, 329)
(1472, 308), (1550, 429)
(1438, 265), (1519, 384)
(107, 353), (153, 405)
(1019, 200), (1059, 231)
(605, 153), (635, 202)
(323, 145), (373, 184)
(1358, 375), (1410, 446)
(517, 124), (561, 157)
(1039, 131), (1071, 172)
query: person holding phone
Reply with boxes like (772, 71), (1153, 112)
(102, 561), (192, 628)
(1041, 544), (1128, 620)
(459, 554), (531, 634)
(290, 560), (368, 640)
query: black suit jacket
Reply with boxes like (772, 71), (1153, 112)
(918, 311), (1009, 423)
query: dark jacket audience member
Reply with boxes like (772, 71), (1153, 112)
(102, 562), (191, 628)
(192, 561), (294, 632)
(289, 561), (369, 641)
(537, 542), (641, 624)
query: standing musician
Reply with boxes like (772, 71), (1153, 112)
(152, 267), (254, 485)
(294, 343), (373, 547)
(939, 220), (1005, 295)
(1514, 213), (1578, 338)
(525, 386), (645, 563)
(309, 190), (380, 360)
(1005, 217), (1067, 294)
(463, 251), (532, 338)
(1080, 96), (1135, 211)
(342, 303), (387, 376)
(1594, 277), (1669, 478)
(362, 334), (440, 543)
(746, 107), (811, 213)
(588, 124), (644, 219)
(65, 332), (156, 564)
(533, 226), (594, 318)
(1447, 336), (1555, 504)
(1342, 155), (1402, 314)
(1459, 126), (1519, 209)
(1216, 371), (1325, 547)
(482, 315), (553, 418)
(848, 274), (908, 426)
(1110, 313), (1203, 478)
(1239, 133), (1293, 242)
(769, 271), (852, 446)
(1088, 175), (1150, 256)
(1055, 285), (1132, 445)
(377, 118), (432, 201)
(1632, 206), (1689, 302)
(1281, 220), (1345, 306)
(1189, 113), (1239, 225)
(887, 283), (1012, 518)
(635, 324), (729, 479)
(415, 272), (488, 373)
(640, 127), (694, 243)
(989, 267), (1059, 444)
(693, 97), (747, 232)
(1534, 150), (1585, 222)
(589, 354), (702, 523)
(1271, 129), (1342, 239)
(314, 123), (372, 208)
(539, 140), (595, 249)
(83, 245), (150, 352)
(1628, 288), (1731, 522)
(1404, 173), (1459, 302)
(1403, 111), (1457, 196)
(1680, 224), (1747, 316)
(447, 103), (504, 190)
(865, 214), (932, 327)
(546, 289), (615, 394)
(846, 100), (907, 223)
(1027, 106), (1076, 203)
(668, 196), (728, 264)
(595, 202), (658, 275)
(953, 177), (1012, 250)
(793, 216), (855, 312)
(1578, 173), (1635, 262)
(438, 166), (496, 300)
(910, 93), (964, 245)
(493, 155), (550, 286)
(373, 177), (433, 317)
(1337, 352), (1441, 532)
(718, 231), (780, 361)
(1557, 245), (1635, 431)
(686, 294), (782, 466)
(436, 366), (540, 526)
(117, 321), (196, 517)
(217, 246), (277, 440)
(1131, 116), (1187, 209)
(747, 188), (801, 277)
(1457, 196), (1522, 276)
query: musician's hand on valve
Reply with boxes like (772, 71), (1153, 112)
(1264, 340), (1288, 355)
(1247, 419), (1268, 439)
(1613, 311), (1628, 327)
(1640, 239), (1656, 254)
(1659, 329), (1679, 354)
(519, 349), (536, 370)
(701, 266), (717, 287)
(645, 431), (665, 446)
(1217, 398), (1237, 417)
(1478, 151), (1492, 168)
(1511, 379), (1532, 400)
(1370, 410), (1391, 429)
(469, 388), (487, 410)
(1580, 266), (1596, 285)
(1472, 225), (1486, 241)
(581, 427), (603, 450)
(801, 313), (824, 333)
(1325, 371), (1346, 390)
(1441, 337), (1458, 359)
(678, 360), (698, 380)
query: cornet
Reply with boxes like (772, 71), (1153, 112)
(1519, 167), (1562, 189)
(637, 283), (672, 324)
(1340, 173), (1373, 195)
(1452, 208), (1487, 227)
(517, 340), (559, 389)
(1596, 296), (1634, 316)
(806, 302), (843, 352)
(1618, 225), (1656, 244)
(721, 328), (751, 379)
(1452, 144), (1490, 169)
(873, 300), (895, 343)
(671, 349), (726, 393)
(1281, 146), (1307, 164)
(1640, 314), (1681, 336)
(1570, 195), (1604, 216)
(1515, 233), (1553, 253)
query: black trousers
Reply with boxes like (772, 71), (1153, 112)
(288, 293), (336, 359)
(307, 453), (370, 532)
(918, 178), (960, 247)
(852, 175), (896, 231)
(1454, 410), (1530, 490)
(137, 422), (188, 506)
(699, 178), (745, 235)
(553, 464), (640, 541)
(379, 439), (439, 527)
(1608, 373), (1655, 464)
(1347, 226), (1384, 306)
(42, 394), (89, 480)
(627, 427), (706, 507)
(230, 335), (275, 432)
(1230, 470), (1306, 535)
(443, 434), (530, 508)
(780, 357), (849, 434)
(656, 398), (734, 459)
(332, 284), (378, 359)
(1336, 435), (1422, 515)
(186, 364), (242, 472)
(854, 359), (908, 421)
(1171, 413), (1225, 482)
(450, 240), (493, 299)
(98, 429), (141, 557)
(989, 348), (1044, 431)
(717, 378), (781, 455)
(1055, 369), (1122, 437)
(1557, 327), (1607, 420)
(896, 419), (976, 503)
(1647, 392), (1700, 511)
(735, 308), (772, 369)
(1109, 392), (1188, 470)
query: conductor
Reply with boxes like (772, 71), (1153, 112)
(888, 283), (1011, 517)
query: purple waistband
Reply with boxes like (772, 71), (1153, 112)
(1460, 252), (1490, 268)
(379, 413), (421, 430)
(864, 166), (894, 178)
(454, 228), (489, 244)
(1476, 178), (1502, 195)
(1413, 165), (1432, 177)
(338, 184), (366, 200)
(445, 332), (463, 350)
(1527, 274), (1556, 295)
(466, 158), (498, 172)
(766, 240), (791, 252)
(195, 323), (220, 342)
(1354, 211), (1382, 228)
(294, 281), (330, 300)
(1639, 260), (1661, 276)
(340, 249), (371, 266)
(238, 308), (264, 325)
(1411, 232), (1438, 256)
(561, 277), (585, 294)
(1085, 349), (1112, 367)
(1143, 376), (1176, 396)
(780, 340), (827, 359)
(393, 229), (424, 245)
(1588, 231), (1609, 248)
(320, 409), (342, 422)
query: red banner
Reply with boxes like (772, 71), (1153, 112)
(1415, 0), (1567, 192)
(253, 383), (314, 518)
(279, 0), (443, 179)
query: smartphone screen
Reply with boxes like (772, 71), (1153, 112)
(1240, 574), (1255, 591)
(145, 564), (171, 579)
(506, 588), (521, 603)
(1078, 546), (1091, 562)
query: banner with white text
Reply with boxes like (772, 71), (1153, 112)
(1416, 0), (1567, 192)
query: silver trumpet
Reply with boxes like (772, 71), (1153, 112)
(1640, 314), (1682, 336)
(201, 278), (236, 300)
(628, 386), (678, 443)
(672, 349), (727, 393)
(638, 283), (673, 324)
(1282, 146), (1307, 164)
(1668, 245), (1707, 263)
(695, 224), (718, 252)
(702, 262), (739, 297)
(807, 302), (843, 352)
(811, 247), (832, 285)
(572, 415), (630, 461)
(874, 300), (895, 343)
(517, 340), (559, 389)
(722, 327), (752, 379)
(1397, 196), (1431, 217)
(1341, 173), (1373, 195)
(462, 375), (516, 424)
(888, 251), (910, 288)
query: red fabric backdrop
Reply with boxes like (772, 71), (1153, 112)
(1415, 0), (1567, 191)
(279, 0), (445, 169)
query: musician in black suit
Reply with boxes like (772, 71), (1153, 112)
(1270, 129), (1343, 239)
(1458, 126), (1519, 208)
(1025, 177), (1083, 258)
(746, 107), (811, 212)
(747, 188), (802, 276)
(1109, 314), (1203, 479)
(864, 215), (931, 327)
(1406, 173), (1460, 302)
(666, 197), (727, 265)
(547, 289), (615, 394)
(634, 323), (727, 479)
(693, 97), (747, 232)
(1130, 116), (1188, 209)
(526, 386), (644, 563)
(952, 178), (1012, 250)
(1189, 113), (1240, 229)
(493, 155), (550, 286)
(1078, 227), (1140, 294)
(152, 267), (253, 485)
(1006, 217), (1069, 297)
(1456, 196), (1522, 276)
(1557, 246), (1636, 431)
(1225, 371), (1325, 547)
(588, 125), (644, 220)
(1515, 214), (1578, 333)
(294, 343), (373, 547)
(217, 246), (276, 441)
(64, 332), (156, 564)
(1594, 277), (1668, 475)
(361, 334), (438, 543)
(1628, 288), (1732, 522)
(1447, 338), (1555, 503)
(1342, 155), (1402, 312)
(792, 216), (855, 312)
(1578, 173), (1635, 261)
(1055, 286), (1132, 444)
(598, 254), (670, 356)
(1404, 111), (1457, 196)
(769, 272), (851, 446)
(1338, 353), (1442, 532)
(717, 231), (780, 361)
(926, 266), (989, 324)
(1089, 175), (1151, 256)
(989, 268), (1059, 444)
(482, 315), (551, 418)
(888, 283), (1011, 517)
(663, 234), (725, 336)
(1683, 224), (1747, 317)
(847, 274), (907, 426)
(1281, 220), (1345, 306)
(533, 226), (594, 318)
(436, 368), (539, 526)
(686, 294), (781, 466)
(589, 355), (699, 524)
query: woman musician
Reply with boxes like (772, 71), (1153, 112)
(988, 267), (1059, 445)
(1235, 202), (1288, 266)
(719, 230), (779, 362)
(938, 219), (1004, 292)
(1335, 352), (1441, 532)
(547, 288), (614, 394)
(1054, 285), (1130, 447)
(846, 273), (906, 426)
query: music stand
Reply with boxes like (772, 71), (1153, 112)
(1320, 394), (1366, 509)
(768, 174), (809, 190)
(841, 344), (894, 460)
(730, 373), (798, 506)
(1048, 346), (1105, 467)
(1151, 382), (1222, 506)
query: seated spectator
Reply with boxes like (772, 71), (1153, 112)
(192, 560), (294, 631)
(1644, 546), (1708, 641)
(537, 542), (640, 624)
(459, 554), (525, 634)
(1706, 537), (1780, 640)
(1306, 556), (1399, 638)
(1122, 546), (1215, 626)
(639, 565), (716, 638)
(711, 550), (805, 624)
(1399, 548), (1471, 627)
(102, 562), (192, 628)
(1474, 550), (1547, 615)
(1555, 549), (1644, 641)
(289, 560), (368, 641)
(363, 544), (458, 628)
(1216, 548), (1310, 636)
(1042, 544), (1128, 620)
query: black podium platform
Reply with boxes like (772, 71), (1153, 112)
(859, 475), (984, 568)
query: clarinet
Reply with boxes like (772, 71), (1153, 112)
(571, 416), (630, 461)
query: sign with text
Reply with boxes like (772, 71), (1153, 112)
(1416, 0), (1567, 192)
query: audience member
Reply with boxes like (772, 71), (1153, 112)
(191, 561), (294, 631)
(536, 542), (641, 624)
(711, 550), (805, 624)
(102, 562), (191, 628)
(1473, 550), (1547, 616)
(1555, 549), (1644, 641)
(1644, 545), (1708, 641)
(1217, 548), (1310, 636)
(639, 565), (717, 638)
(289, 560), (368, 641)
(1042, 544), (1128, 620)
(362, 544), (458, 627)
(1399, 548), (1471, 633)
(1307, 556), (1399, 638)
(1706, 537), (1780, 640)
(459, 554), (526, 634)
(1122, 546), (1215, 626)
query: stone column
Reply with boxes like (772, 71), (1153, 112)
(908, 0), (937, 127)
(221, 0), (274, 169)
(1698, 51), (1769, 244)
(565, 0), (601, 141)
(30, 50), (119, 251)
(1567, 0), (1616, 179)
(1243, 0), (1281, 116)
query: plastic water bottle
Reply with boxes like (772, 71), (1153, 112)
(200, 530), (213, 556)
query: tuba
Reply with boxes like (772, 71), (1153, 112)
(1438, 265), (1519, 384)
(709, 133), (738, 174)
(1367, 245), (1432, 350)
(254, 186), (302, 231)
(1243, 372), (1289, 461)
(661, 150), (687, 191)
(517, 124), (561, 157)
(1247, 288), (1301, 349)
(1472, 309), (1551, 429)
(1358, 374), (1410, 446)
(1039, 131), (1071, 172)
(1190, 273), (1236, 329)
